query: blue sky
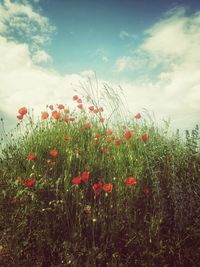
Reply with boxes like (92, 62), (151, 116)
(0, 0), (200, 132)
(36, 0), (200, 78)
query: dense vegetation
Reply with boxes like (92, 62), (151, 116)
(0, 87), (200, 266)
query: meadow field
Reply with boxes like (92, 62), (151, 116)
(0, 88), (199, 267)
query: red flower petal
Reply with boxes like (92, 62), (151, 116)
(48, 105), (54, 110)
(124, 130), (132, 141)
(77, 104), (83, 109)
(23, 179), (36, 187)
(103, 183), (113, 192)
(73, 95), (79, 101)
(52, 111), (61, 120)
(141, 133), (149, 142)
(106, 130), (113, 135)
(95, 134), (101, 140)
(134, 113), (141, 119)
(50, 150), (58, 157)
(81, 171), (90, 183)
(18, 107), (28, 116)
(99, 117), (105, 123)
(27, 153), (35, 161)
(58, 104), (64, 110)
(85, 123), (92, 129)
(89, 106), (95, 111)
(125, 177), (137, 186)
(92, 182), (103, 196)
(64, 109), (70, 113)
(115, 140), (121, 146)
(17, 114), (24, 120)
(41, 111), (49, 120)
(72, 177), (81, 184)
(93, 109), (99, 114)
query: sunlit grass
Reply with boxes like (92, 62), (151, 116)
(0, 85), (199, 266)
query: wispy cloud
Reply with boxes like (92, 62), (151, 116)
(0, 0), (55, 63)
(119, 30), (137, 40)
(95, 48), (109, 62)
(115, 56), (132, 72)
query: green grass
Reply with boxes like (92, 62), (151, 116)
(0, 89), (200, 267)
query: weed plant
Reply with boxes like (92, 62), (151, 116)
(0, 85), (199, 267)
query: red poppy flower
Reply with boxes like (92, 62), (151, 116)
(141, 133), (149, 142)
(125, 177), (137, 186)
(115, 140), (121, 146)
(17, 114), (24, 120)
(73, 95), (79, 101)
(58, 104), (64, 110)
(27, 153), (35, 161)
(50, 150), (58, 157)
(77, 104), (83, 109)
(106, 130), (113, 135)
(95, 134), (101, 140)
(85, 123), (92, 129)
(64, 108), (70, 113)
(18, 107), (28, 116)
(143, 188), (150, 194)
(52, 111), (61, 120)
(81, 171), (90, 183)
(99, 117), (105, 123)
(64, 117), (70, 123)
(125, 130), (132, 141)
(103, 183), (113, 192)
(48, 104), (54, 110)
(93, 108), (99, 114)
(41, 111), (49, 120)
(134, 112), (141, 119)
(23, 178), (36, 187)
(72, 177), (81, 184)
(89, 106), (95, 111)
(92, 182), (103, 196)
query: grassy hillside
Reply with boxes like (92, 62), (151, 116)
(0, 90), (200, 267)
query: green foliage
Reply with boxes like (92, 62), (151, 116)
(0, 88), (200, 267)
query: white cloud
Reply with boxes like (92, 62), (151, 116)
(79, 70), (96, 78)
(114, 7), (200, 131)
(115, 56), (132, 72)
(0, 36), (89, 132)
(32, 50), (52, 63)
(0, 0), (55, 63)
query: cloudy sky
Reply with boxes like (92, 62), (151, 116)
(0, 0), (200, 133)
